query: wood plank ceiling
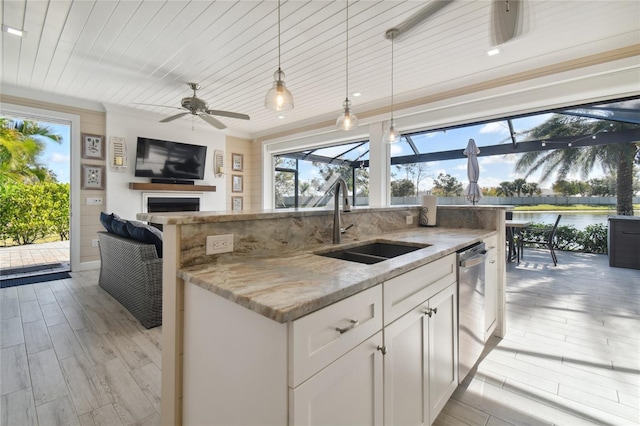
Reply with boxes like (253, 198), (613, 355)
(2, 0), (639, 138)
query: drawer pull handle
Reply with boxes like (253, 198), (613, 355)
(489, 260), (496, 264)
(336, 319), (359, 334)
(422, 307), (438, 317)
(377, 345), (387, 355)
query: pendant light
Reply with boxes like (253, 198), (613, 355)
(265, 0), (294, 111)
(336, 0), (357, 131)
(383, 28), (401, 144)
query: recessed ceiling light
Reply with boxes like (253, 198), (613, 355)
(277, 115), (285, 119)
(351, 92), (362, 97)
(487, 48), (501, 56)
(2, 25), (26, 37)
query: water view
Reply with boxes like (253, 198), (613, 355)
(512, 211), (613, 229)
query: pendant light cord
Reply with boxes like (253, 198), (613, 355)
(345, 0), (349, 100)
(390, 33), (394, 119)
(278, 0), (281, 70)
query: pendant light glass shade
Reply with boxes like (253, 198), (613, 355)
(336, 0), (357, 130)
(265, 68), (293, 111)
(336, 99), (358, 130)
(265, 0), (294, 111)
(383, 28), (401, 144)
(384, 119), (401, 144)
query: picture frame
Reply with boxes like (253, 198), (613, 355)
(232, 196), (243, 211)
(232, 175), (243, 193)
(232, 153), (243, 172)
(81, 165), (105, 190)
(81, 133), (105, 160)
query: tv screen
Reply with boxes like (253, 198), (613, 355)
(135, 137), (207, 181)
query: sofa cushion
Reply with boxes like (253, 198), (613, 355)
(111, 217), (132, 239)
(100, 212), (120, 234)
(126, 221), (163, 258)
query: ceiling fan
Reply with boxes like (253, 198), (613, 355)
(149, 82), (250, 130)
(387, 0), (523, 45)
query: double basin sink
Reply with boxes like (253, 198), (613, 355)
(316, 241), (431, 265)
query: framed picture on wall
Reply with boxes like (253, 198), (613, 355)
(232, 153), (243, 172)
(81, 165), (105, 190)
(81, 133), (105, 160)
(232, 196), (243, 211)
(232, 175), (243, 193)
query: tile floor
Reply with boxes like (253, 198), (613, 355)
(1, 248), (638, 425)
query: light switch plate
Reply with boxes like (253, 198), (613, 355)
(86, 197), (103, 206)
(406, 215), (413, 225)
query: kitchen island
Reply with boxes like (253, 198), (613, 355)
(137, 205), (507, 425)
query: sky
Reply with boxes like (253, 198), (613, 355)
(39, 122), (71, 183)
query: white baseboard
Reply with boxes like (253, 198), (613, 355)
(74, 261), (100, 272)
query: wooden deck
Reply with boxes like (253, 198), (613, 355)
(1, 249), (638, 425)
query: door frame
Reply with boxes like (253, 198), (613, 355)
(1, 103), (81, 271)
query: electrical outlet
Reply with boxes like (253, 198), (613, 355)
(206, 234), (234, 255)
(92, 238), (99, 247)
(86, 197), (103, 206)
(406, 215), (413, 225)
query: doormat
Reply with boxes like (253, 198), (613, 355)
(0, 272), (72, 288)
(0, 263), (65, 276)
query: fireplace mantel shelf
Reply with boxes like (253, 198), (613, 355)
(129, 183), (216, 192)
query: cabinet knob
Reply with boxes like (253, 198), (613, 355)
(422, 307), (438, 317)
(335, 319), (359, 334)
(377, 345), (387, 355)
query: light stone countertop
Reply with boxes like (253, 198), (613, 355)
(178, 226), (496, 323)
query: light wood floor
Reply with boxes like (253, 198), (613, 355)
(1, 249), (638, 425)
(436, 249), (640, 426)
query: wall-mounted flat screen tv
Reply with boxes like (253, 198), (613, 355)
(135, 137), (207, 181)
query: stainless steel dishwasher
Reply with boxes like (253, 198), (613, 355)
(457, 242), (487, 383)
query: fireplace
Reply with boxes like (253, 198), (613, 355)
(147, 197), (200, 213)
(142, 193), (203, 230)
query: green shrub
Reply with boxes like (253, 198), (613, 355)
(519, 222), (608, 254)
(0, 181), (69, 245)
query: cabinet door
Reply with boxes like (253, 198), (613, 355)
(290, 332), (383, 426)
(485, 245), (498, 341)
(428, 283), (458, 425)
(383, 305), (428, 426)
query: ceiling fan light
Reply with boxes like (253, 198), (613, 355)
(336, 99), (358, 130)
(265, 68), (294, 111)
(384, 119), (401, 144)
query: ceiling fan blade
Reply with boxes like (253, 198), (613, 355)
(387, 0), (454, 40)
(134, 102), (184, 110)
(160, 112), (190, 123)
(491, 0), (522, 45)
(199, 114), (227, 129)
(205, 110), (250, 121)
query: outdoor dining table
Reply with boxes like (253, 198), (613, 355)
(505, 219), (531, 262)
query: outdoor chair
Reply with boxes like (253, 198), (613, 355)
(517, 214), (562, 266)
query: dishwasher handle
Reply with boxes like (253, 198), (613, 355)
(459, 251), (487, 268)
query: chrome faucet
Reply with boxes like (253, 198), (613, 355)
(332, 177), (352, 244)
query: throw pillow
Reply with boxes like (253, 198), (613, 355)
(126, 221), (163, 258)
(111, 217), (131, 239)
(99, 212), (120, 233)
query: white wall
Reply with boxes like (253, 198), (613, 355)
(104, 105), (226, 220)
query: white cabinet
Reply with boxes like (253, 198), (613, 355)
(183, 254), (460, 426)
(484, 235), (498, 341)
(383, 279), (458, 425)
(383, 302), (428, 425)
(427, 283), (458, 424)
(291, 332), (384, 426)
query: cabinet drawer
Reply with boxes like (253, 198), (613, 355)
(289, 285), (383, 388)
(484, 235), (498, 251)
(384, 253), (456, 325)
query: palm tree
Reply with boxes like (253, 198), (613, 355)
(515, 115), (638, 215)
(512, 178), (527, 197)
(496, 181), (516, 197)
(0, 118), (62, 183)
